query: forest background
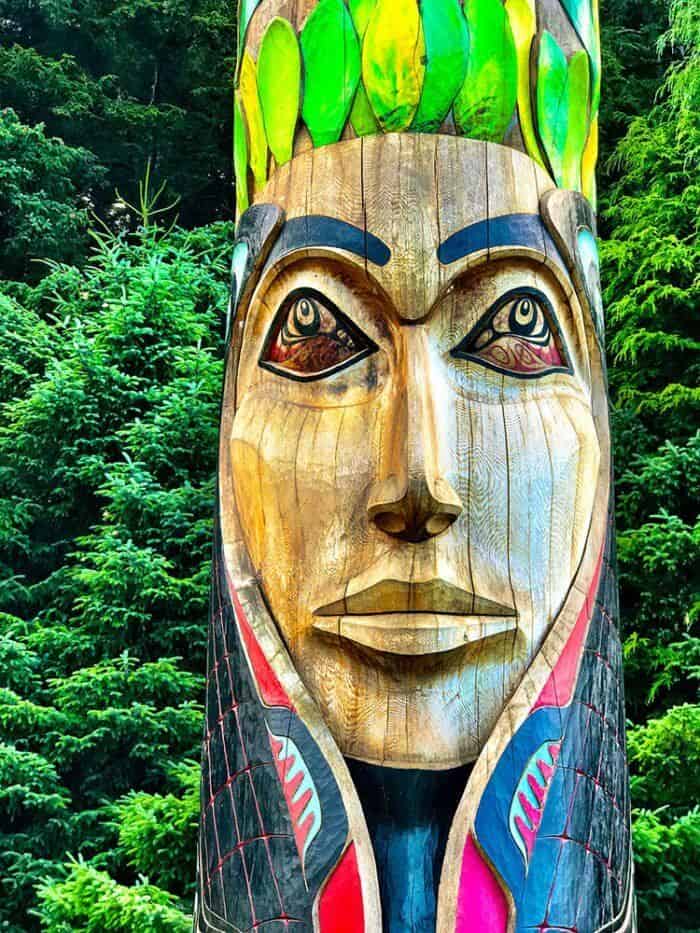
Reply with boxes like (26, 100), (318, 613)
(0, 0), (698, 928)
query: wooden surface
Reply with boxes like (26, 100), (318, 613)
(195, 132), (633, 930)
(196, 0), (635, 928)
(228, 135), (602, 770)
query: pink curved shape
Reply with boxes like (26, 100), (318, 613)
(456, 834), (509, 932)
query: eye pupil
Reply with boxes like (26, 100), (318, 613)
(293, 297), (320, 335)
(509, 297), (541, 336)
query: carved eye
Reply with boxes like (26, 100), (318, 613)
(259, 288), (378, 381)
(451, 288), (571, 378)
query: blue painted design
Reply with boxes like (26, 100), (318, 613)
(347, 760), (468, 933)
(437, 213), (560, 265)
(473, 533), (633, 932)
(475, 707), (565, 906)
(265, 705), (348, 891)
(267, 215), (391, 267)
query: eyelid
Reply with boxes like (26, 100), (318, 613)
(258, 287), (378, 382)
(451, 287), (572, 379)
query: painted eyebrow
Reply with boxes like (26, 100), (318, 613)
(437, 213), (558, 265)
(266, 215), (391, 268)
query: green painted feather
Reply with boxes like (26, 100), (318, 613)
(348, 0), (379, 136)
(562, 49), (590, 190)
(411, 0), (469, 132)
(362, 0), (425, 132)
(349, 0), (377, 37)
(257, 18), (301, 165)
(505, 0), (546, 167)
(233, 95), (250, 216)
(454, 0), (517, 142)
(561, 0), (600, 117)
(350, 81), (381, 135)
(536, 32), (591, 191)
(536, 31), (568, 185)
(301, 0), (361, 146)
(239, 51), (268, 188)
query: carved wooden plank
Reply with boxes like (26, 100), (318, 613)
(197, 0), (635, 930)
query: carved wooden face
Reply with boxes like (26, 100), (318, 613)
(224, 135), (607, 768)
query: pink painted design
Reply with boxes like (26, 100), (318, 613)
(510, 742), (561, 863)
(533, 547), (603, 710)
(268, 729), (321, 868)
(226, 572), (294, 710)
(455, 834), (509, 933)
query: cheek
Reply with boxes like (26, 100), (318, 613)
(229, 395), (380, 627)
(505, 394), (600, 626)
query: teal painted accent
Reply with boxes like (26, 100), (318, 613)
(231, 241), (250, 306)
(238, 0), (263, 58)
(577, 227), (604, 338)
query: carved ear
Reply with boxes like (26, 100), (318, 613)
(540, 189), (605, 344)
(226, 203), (285, 342)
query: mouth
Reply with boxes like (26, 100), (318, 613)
(313, 579), (517, 656)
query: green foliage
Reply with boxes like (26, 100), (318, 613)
(0, 0), (234, 231)
(35, 861), (192, 932)
(628, 706), (700, 813)
(0, 222), (231, 929)
(601, 0), (700, 925)
(632, 809), (700, 930)
(114, 762), (199, 896)
(0, 110), (105, 280)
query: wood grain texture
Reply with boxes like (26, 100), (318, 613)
(230, 136), (605, 775)
(201, 3), (634, 927)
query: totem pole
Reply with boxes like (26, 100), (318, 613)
(196, 0), (635, 930)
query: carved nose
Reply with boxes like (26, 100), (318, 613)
(367, 327), (463, 543)
(368, 474), (463, 543)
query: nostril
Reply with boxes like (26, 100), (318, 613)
(424, 513), (455, 537)
(373, 511), (407, 535)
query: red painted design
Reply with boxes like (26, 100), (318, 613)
(455, 834), (509, 932)
(513, 742), (561, 861)
(317, 843), (364, 933)
(268, 731), (321, 866)
(533, 548), (603, 711)
(227, 575), (294, 710)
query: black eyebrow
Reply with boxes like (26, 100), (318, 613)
(437, 213), (558, 265)
(266, 215), (391, 267)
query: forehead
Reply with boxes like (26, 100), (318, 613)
(257, 135), (559, 321)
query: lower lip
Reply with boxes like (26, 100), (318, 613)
(312, 613), (518, 656)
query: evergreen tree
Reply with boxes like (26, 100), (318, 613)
(0, 0), (234, 236)
(601, 0), (700, 926)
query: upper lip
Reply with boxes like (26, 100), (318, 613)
(314, 578), (515, 617)
(313, 578), (517, 656)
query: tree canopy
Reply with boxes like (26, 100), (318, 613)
(0, 0), (698, 929)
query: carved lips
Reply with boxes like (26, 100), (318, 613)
(313, 578), (517, 656)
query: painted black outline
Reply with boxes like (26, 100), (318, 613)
(259, 286), (379, 383)
(437, 213), (560, 266)
(450, 286), (573, 381)
(266, 216), (391, 269)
